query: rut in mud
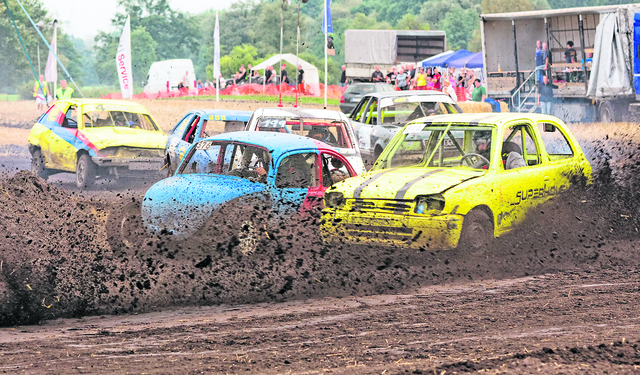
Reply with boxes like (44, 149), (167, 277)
(0, 135), (639, 326)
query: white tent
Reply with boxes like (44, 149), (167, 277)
(252, 53), (320, 96)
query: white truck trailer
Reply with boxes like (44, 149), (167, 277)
(344, 30), (446, 82)
(481, 4), (640, 122)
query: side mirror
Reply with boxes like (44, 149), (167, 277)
(543, 123), (556, 132)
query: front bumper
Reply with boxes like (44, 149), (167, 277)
(91, 156), (164, 171)
(321, 210), (464, 250)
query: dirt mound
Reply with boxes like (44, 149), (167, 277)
(1, 132), (640, 326)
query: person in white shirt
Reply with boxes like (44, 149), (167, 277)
(443, 80), (457, 103)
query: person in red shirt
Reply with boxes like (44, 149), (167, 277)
(432, 67), (442, 90)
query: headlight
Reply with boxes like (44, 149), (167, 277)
(324, 192), (346, 209)
(414, 194), (445, 214)
(98, 147), (118, 157)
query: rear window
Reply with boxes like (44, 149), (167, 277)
(345, 85), (376, 95)
(255, 117), (353, 149)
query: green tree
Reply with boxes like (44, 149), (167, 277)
(481, 0), (534, 14)
(395, 14), (429, 30)
(439, 6), (480, 50)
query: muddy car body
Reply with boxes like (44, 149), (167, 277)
(348, 91), (463, 163)
(28, 99), (166, 189)
(164, 109), (252, 176)
(135, 132), (358, 253)
(246, 107), (366, 174)
(321, 113), (592, 252)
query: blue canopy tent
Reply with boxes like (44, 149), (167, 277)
(418, 50), (454, 66)
(448, 52), (483, 69)
(422, 49), (472, 68)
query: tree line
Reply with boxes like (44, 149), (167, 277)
(1, 0), (638, 95)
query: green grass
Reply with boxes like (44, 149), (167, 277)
(170, 94), (340, 106)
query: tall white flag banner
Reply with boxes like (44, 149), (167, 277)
(213, 12), (221, 79)
(44, 26), (57, 83)
(116, 15), (134, 99)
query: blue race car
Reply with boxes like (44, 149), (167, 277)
(108, 131), (358, 256)
(164, 109), (252, 176)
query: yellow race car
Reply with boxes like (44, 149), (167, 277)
(28, 99), (167, 189)
(321, 113), (592, 252)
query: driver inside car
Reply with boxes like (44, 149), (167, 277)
(308, 126), (337, 146)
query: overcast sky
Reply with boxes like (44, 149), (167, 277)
(40, 0), (238, 41)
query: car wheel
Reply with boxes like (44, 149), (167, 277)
(373, 146), (384, 162)
(204, 197), (271, 258)
(31, 149), (49, 180)
(106, 200), (147, 257)
(76, 154), (96, 190)
(457, 209), (493, 256)
(598, 101), (616, 123)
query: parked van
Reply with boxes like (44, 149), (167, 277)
(144, 59), (196, 93)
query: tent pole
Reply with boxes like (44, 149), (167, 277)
(324, 0), (327, 109)
(278, 0), (284, 107)
(295, 0), (300, 108)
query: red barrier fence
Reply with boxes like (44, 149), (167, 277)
(101, 83), (347, 101)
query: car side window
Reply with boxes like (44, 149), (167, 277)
(62, 105), (78, 128)
(502, 124), (540, 170)
(275, 152), (317, 189)
(170, 114), (193, 136)
(183, 116), (200, 143)
(537, 123), (574, 160)
(320, 153), (352, 187)
(351, 98), (369, 122)
(45, 103), (66, 126)
(363, 98), (378, 125)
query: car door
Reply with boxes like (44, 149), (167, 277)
(47, 103), (78, 170)
(356, 97), (379, 153)
(175, 114), (201, 165)
(349, 96), (370, 134)
(300, 151), (358, 214)
(269, 151), (319, 218)
(495, 122), (549, 232)
(536, 120), (581, 193)
(167, 113), (195, 165)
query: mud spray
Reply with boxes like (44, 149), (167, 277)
(1, 135), (639, 326)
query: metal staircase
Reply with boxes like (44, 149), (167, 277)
(511, 71), (539, 113)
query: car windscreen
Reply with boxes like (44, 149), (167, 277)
(345, 85), (376, 95)
(379, 98), (460, 126)
(82, 105), (159, 131)
(255, 117), (352, 149)
(376, 124), (494, 170)
(180, 140), (271, 184)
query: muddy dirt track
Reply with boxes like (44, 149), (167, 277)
(1, 125), (640, 373)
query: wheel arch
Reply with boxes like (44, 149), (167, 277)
(466, 204), (495, 234)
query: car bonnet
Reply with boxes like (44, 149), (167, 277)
(141, 174), (266, 238)
(329, 167), (484, 201)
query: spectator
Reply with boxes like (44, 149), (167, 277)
(246, 64), (253, 81)
(56, 79), (74, 100)
(265, 65), (273, 84)
(236, 65), (247, 84)
(415, 67), (428, 90)
(564, 41), (577, 63)
(396, 68), (408, 91)
(280, 63), (288, 85)
(535, 40), (544, 83)
(196, 79), (203, 89)
(457, 68), (467, 88)
(387, 67), (397, 86)
(408, 64), (416, 88)
(443, 80), (457, 103)
(371, 66), (384, 82)
(205, 79), (212, 87)
(219, 76), (226, 88)
(182, 71), (190, 88)
(432, 67), (442, 90)
(541, 42), (550, 80)
(271, 67), (278, 84)
(466, 69), (476, 90)
(340, 65), (347, 87)
(297, 65), (305, 93)
(537, 75), (567, 115)
(33, 74), (47, 111)
(448, 67), (457, 86)
(471, 79), (486, 102)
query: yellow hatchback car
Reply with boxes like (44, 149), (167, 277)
(28, 99), (166, 189)
(321, 113), (592, 252)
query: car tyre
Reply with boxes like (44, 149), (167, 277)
(31, 149), (49, 180)
(76, 154), (96, 190)
(598, 101), (617, 123)
(106, 200), (147, 257)
(458, 209), (493, 256)
(204, 197), (271, 258)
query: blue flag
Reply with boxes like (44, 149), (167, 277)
(322, 0), (332, 34)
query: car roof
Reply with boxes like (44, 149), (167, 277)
(364, 91), (451, 99)
(201, 131), (335, 156)
(192, 109), (253, 121)
(256, 107), (346, 121)
(60, 99), (149, 109)
(412, 113), (566, 127)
